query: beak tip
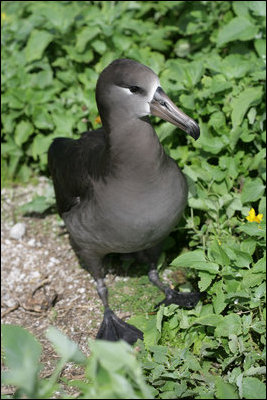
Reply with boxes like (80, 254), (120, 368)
(187, 121), (200, 140)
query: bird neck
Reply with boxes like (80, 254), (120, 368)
(106, 116), (167, 178)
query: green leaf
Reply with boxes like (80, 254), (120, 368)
(63, 45), (94, 63)
(52, 111), (76, 136)
(209, 241), (230, 267)
(210, 75), (232, 93)
(179, 93), (195, 110)
(25, 29), (53, 62)
(228, 334), (239, 354)
(238, 222), (266, 238)
(2, 324), (42, 395)
(215, 314), (242, 337)
(46, 327), (86, 364)
(127, 314), (149, 333)
(215, 377), (239, 399)
(242, 377), (266, 399)
(76, 26), (100, 52)
(251, 321), (266, 334)
(38, 2), (76, 33)
(88, 339), (153, 398)
(14, 120), (34, 147)
(249, 1), (266, 17)
(221, 54), (252, 80)
(20, 195), (54, 214)
(240, 178), (265, 203)
(184, 61), (204, 88)
(211, 280), (227, 315)
(112, 34), (132, 51)
(193, 314), (223, 327)
(208, 111), (226, 132)
(232, 248), (252, 268)
(232, 1), (250, 17)
(32, 107), (54, 130)
(231, 86), (263, 128)
(150, 345), (168, 364)
(240, 238), (257, 256)
(172, 250), (206, 265)
(143, 316), (160, 347)
(31, 69), (53, 89)
(194, 122), (224, 154)
(198, 271), (214, 291)
(171, 250), (219, 274)
(217, 17), (258, 47)
(252, 256), (266, 273)
(32, 135), (53, 160)
(244, 366), (266, 377)
(17, 164), (32, 182)
(92, 40), (107, 54)
(90, 340), (132, 371)
(254, 39), (266, 59)
(157, 122), (177, 142)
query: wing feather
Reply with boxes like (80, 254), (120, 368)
(48, 128), (107, 216)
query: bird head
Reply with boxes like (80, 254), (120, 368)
(96, 58), (200, 140)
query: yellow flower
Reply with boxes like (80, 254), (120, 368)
(246, 208), (263, 223)
(95, 115), (101, 124)
(255, 213), (263, 223)
(1, 12), (7, 21)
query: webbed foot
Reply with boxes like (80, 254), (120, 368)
(96, 308), (143, 344)
(156, 288), (201, 309)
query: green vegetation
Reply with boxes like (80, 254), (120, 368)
(1, 1), (266, 399)
(1, 325), (152, 399)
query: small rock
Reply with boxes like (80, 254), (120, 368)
(5, 299), (18, 308)
(28, 238), (36, 247)
(50, 257), (59, 264)
(10, 222), (26, 240)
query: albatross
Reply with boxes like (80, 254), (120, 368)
(48, 59), (200, 344)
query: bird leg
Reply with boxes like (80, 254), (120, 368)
(95, 278), (143, 344)
(148, 265), (201, 309)
(96, 278), (109, 308)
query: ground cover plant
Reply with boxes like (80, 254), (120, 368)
(1, 1), (266, 399)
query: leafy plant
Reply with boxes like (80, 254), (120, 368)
(1, 324), (152, 399)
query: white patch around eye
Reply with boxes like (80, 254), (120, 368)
(117, 87), (134, 95)
(147, 78), (160, 102)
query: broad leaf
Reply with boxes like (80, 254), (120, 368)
(2, 324), (42, 394)
(242, 377), (266, 399)
(240, 177), (265, 203)
(25, 29), (53, 62)
(14, 120), (34, 147)
(217, 17), (258, 46)
(46, 326), (86, 364)
(231, 87), (263, 128)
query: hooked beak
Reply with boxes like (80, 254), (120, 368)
(150, 87), (200, 140)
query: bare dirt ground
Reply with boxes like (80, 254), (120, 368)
(1, 177), (140, 396)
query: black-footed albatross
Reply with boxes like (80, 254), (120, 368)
(48, 58), (201, 344)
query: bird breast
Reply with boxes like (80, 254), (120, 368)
(63, 164), (188, 255)
(92, 168), (187, 253)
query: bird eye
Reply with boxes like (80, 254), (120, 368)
(129, 86), (140, 94)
